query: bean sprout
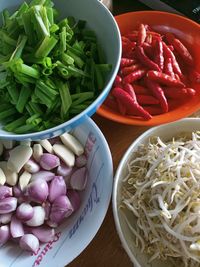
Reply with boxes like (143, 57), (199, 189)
(120, 132), (200, 266)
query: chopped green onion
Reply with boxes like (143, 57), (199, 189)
(31, 5), (50, 40)
(0, 1), (111, 134)
(2, 9), (10, 27)
(7, 83), (20, 105)
(35, 35), (58, 58)
(10, 35), (28, 61)
(67, 50), (84, 68)
(95, 64), (104, 91)
(3, 115), (28, 132)
(0, 29), (17, 46)
(59, 27), (66, 52)
(46, 7), (54, 25)
(61, 53), (74, 65)
(57, 80), (72, 115)
(14, 123), (38, 133)
(16, 86), (32, 113)
(0, 107), (16, 121)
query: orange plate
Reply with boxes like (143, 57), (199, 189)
(97, 11), (200, 126)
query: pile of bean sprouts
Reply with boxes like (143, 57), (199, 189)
(120, 131), (200, 267)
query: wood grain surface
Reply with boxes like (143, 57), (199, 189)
(67, 1), (151, 266)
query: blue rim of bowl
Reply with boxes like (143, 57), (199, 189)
(1, 0), (122, 140)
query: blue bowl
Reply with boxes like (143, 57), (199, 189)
(0, 0), (121, 140)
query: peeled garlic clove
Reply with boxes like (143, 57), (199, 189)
(8, 145), (32, 173)
(33, 144), (43, 162)
(0, 168), (6, 185)
(19, 171), (31, 191)
(0, 162), (18, 186)
(53, 144), (75, 167)
(2, 140), (14, 149)
(39, 140), (53, 154)
(60, 133), (84, 156)
(20, 141), (31, 146)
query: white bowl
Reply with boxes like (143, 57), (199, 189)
(112, 118), (200, 267)
(0, 0), (121, 140)
(0, 117), (113, 267)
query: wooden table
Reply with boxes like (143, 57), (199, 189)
(68, 1), (151, 266)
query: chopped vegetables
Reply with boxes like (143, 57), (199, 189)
(0, 0), (112, 133)
(0, 131), (88, 252)
(120, 131), (200, 266)
(105, 23), (199, 119)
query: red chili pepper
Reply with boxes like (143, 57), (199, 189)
(154, 39), (164, 70)
(144, 105), (163, 115)
(188, 70), (200, 84)
(122, 37), (136, 57)
(123, 69), (146, 84)
(147, 70), (185, 87)
(104, 96), (118, 112)
(146, 78), (168, 113)
(162, 42), (183, 78)
(135, 46), (161, 71)
(122, 37), (136, 48)
(113, 75), (122, 87)
(165, 33), (194, 66)
(112, 87), (152, 120)
(133, 84), (151, 95)
(124, 50), (137, 59)
(116, 98), (126, 115)
(120, 58), (136, 68)
(120, 63), (142, 77)
(121, 36), (131, 43)
(163, 87), (189, 99)
(136, 95), (160, 105)
(187, 88), (196, 96)
(126, 33), (138, 42)
(168, 45), (174, 51)
(147, 31), (162, 38)
(123, 83), (137, 101)
(164, 57), (175, 78)
(143, 42), (154, 59)
(122, 41), (132, 56)
(138, 24), (147, 46)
